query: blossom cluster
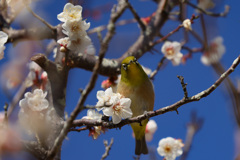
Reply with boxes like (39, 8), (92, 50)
(96, 87), (132, 124)
(57, 3), (92, 54)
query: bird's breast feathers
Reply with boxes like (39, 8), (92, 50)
(117, 79), (154, 117)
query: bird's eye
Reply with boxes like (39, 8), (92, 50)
(122, 64), (128, 70)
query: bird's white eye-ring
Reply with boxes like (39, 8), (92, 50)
(122, 64), (128, 70)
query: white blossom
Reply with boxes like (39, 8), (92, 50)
(102, 93), (132, 124)
(85, 44), (96, 55)
(0, 31), (8, 60)
(82, 109), (103, 139)
(161, 41), (183, 66)
(82, 109), (102, 121)
(62, 20), (90, 40)
(96, 87), (115, 109)
(19, 89), (49, 112)
(145, 120), (158, 142)
(67, 36), (91, 53)
(57, 37), (70, 48)
(157, 137), (184, 160)
(182, 19), (192, 31)
(57, 3), (83, 22)
(197, 0), (215, 12)
(201, 36), (225, 66)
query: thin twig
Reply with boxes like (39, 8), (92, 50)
(149, 56), (166, 80)
(72, 55), (240, 129)
(69, 127), (88, 132)
(126, 1), (146, 31)
(7, 82), (27, 116)
(199, 14), (208, 50)
(180, 112), (203, 160)
(152, 15), (198, 46)
(88, 19), (136, 35)
(185, 1), (230, 17)
(101, 138), (114, 160)
(25, 5), (55, 31)
(177, 76), (188, 99)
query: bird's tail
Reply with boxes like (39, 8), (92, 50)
(135, 135), (148, 155)
(131, 119), (148, 155)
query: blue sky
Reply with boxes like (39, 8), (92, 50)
(1, 0), (240, 159)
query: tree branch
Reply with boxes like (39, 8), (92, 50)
(72, 55), (240, 129)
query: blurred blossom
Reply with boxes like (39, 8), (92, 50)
(101, 76), (118, 92)
(7, 0), (32, 17)
(0, 112), (22, 153)
(25, 62), (48, 89)
(18, 89), (50, 134)
(0, 31), (8, 60)
(161, 41), (183, 66)
(82, 109), (104, 139)
(85, 44), (96, 55)
(19, 89), (49, 112)
(57, 3), (83, 22)
(201, 36), (225, 66)
(157, 137), (184, 160)
(1, 60), (25, 90)
(196, 0), (215, 12)
(182, 19), (192, 31)
(145, 120), (157, 142)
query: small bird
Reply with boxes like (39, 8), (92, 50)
(117, 56), (155, 155)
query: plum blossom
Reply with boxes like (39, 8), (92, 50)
(82, 109), (104, 139)
(85, 44), (96, 55)
(96, 87), (115, 109)
(57, 3), (83, 22)
(182, 19), (192, 31)
(145, 120), (158, 142)
(62, 20), (90, 40)
(18, 89), (50, 134)
(161, 41), (183, 66)
(201, 36), (225, 66)
(102, 93), (132, 124)
(157, 137), (184, 160)
(197, 0), (215, 12)
(25, 62), (48, 89)
(19, 89), (49, 112)
(96, 87), (133, 124)
(0, 31), (8, 60)
(67, 36), (92, 53)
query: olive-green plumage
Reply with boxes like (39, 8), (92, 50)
(117, 56), (155, 155)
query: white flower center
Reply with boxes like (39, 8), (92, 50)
(164, 144), (172, 153)
(113, 103), (121, 112)
(166, 47), (175, 56)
